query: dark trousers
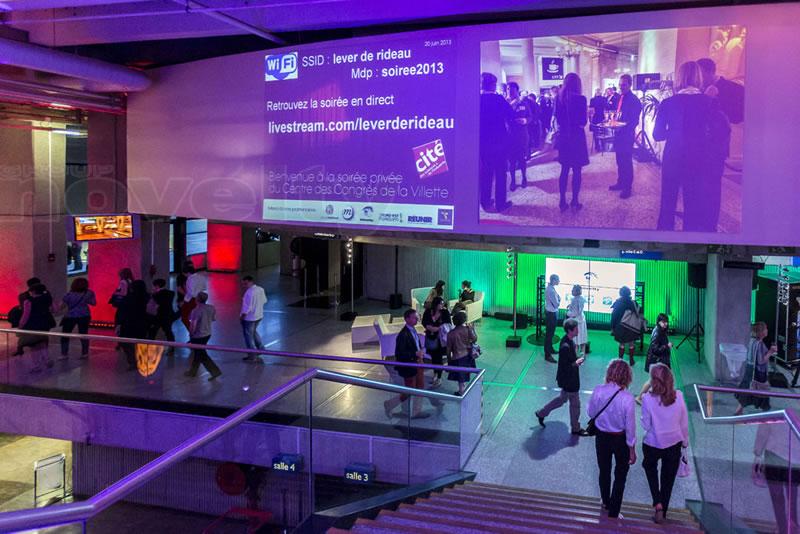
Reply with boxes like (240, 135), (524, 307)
(61, 316), (90, 356)
(544, 311), (557, 356)
(642, 441), (682, 517)
(429, 347), (444, 379)
(189, 336), (221, 377)
(480, 154), (507, 211)
(615, 148), (634, 193)
(559, 165), (582, 203)
(149, 318), (175, 343)
(595, 431), (630, 518)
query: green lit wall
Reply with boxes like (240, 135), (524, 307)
(365, 245), (704, 334)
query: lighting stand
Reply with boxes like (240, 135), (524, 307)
(340, 238), (358, 321)
(506, 248), (522, 348)
(677, 285), (704, 362)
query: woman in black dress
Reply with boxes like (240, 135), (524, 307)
(118, 280), (151, 371)
(18, 283), (56, 372)
(422, 297), (451, 388)
(554, 72), (590, 212)
(653, 61), (730, 232)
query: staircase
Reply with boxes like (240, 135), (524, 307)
(328, 481), (703, 533)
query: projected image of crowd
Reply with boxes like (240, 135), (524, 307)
(478, 26), (745, 233)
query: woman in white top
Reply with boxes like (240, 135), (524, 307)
(587, 359), (636, 519)
(641, 363), (689, 524)
(567, 284), (588, 356)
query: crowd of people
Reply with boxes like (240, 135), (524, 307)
(384, 280), (481, 418)
(7, 261), (270, 380)
(480, 57), (743, 231)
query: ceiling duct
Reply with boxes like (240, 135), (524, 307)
(0, 37), (150, 92)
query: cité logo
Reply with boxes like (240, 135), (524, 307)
(412, 139), (448, 179)
(265, 52), (298, 82)
(342, 206), (355, 221)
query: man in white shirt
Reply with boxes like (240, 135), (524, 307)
(241, 275), (268, 361)
(180, 264), (207, 331)
(544, 274), (561, 363)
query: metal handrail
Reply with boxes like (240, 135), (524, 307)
(0, 366), (481, 532)
(695, 384), (800, 401)
(0, 327), (480, 374)
(694, 384), (800, 438)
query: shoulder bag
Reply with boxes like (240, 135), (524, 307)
(586, 388), (622, 437)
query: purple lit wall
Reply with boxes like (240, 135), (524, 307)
(127, 3), (800, 246)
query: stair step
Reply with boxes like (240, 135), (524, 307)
(462, 481), (695, 519)
(351, 521), (430, 534)
(380, 508), (577, 533)
(406, 498), (699, 534)
(441, 487), (698, 527)
(394, 501), (693, 534)
(428, 491), (699, 530)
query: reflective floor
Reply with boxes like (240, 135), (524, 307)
(0, 265), (724, 510)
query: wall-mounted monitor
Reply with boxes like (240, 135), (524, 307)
(68, 214), (137, 242)
(545, 258), (636, 314)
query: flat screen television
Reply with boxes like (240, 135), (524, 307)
(69, 214), (137, 242)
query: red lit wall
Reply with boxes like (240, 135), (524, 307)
(207, 223), (241, 272)
(88, 239), (141, 324)
(187, 253), (207, 270)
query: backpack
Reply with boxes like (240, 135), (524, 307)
(619, 303), (645, 336)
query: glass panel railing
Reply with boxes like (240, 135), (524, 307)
(0, 366), (483, 533)
(692, 384), (800, 533)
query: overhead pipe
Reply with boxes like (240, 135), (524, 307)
(169, 0), (286, 45)
(0, 37), (151, 92)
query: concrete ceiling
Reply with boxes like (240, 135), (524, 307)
(0, 0), (717, 49)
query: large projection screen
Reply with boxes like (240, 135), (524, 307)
(545, 258), (636, 314)
(128, 3), (800, 246)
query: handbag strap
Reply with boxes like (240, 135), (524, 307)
(594, 388), (622, 420)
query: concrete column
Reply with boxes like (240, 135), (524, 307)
(638, 29), (678, 79)
(0, 126), (67, 312)
(480, 41), (503, 82)
(87, 111), (134, 324)
(520, 39), (537, 93)
(241, 226), (257, 273)
(704, 254), (754, 379)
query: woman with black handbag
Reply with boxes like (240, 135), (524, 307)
(735, 321), (776, 415)
(422, 297), (451, 388)
(587, 359), (636, 519)
(637, 314), (673, 403)
(611, 286), (640, 366)
(446, 311), (478, 396)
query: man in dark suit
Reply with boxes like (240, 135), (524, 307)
(149, 278), (176, 347)
(535, 319), (589, 436)
(697, 58), (744, 125)
(479, 72), (514, 213)
(384, 309), (440, 418)
(590, 89), (607, 151)
(609, 74), (642, 199)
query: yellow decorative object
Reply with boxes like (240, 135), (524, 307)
(136, 344), (164, 377)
